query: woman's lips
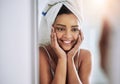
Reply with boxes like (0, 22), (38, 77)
(60, 40), (73, 45)
(58, 40), (76, 51)
(58, 39), (76, 46)
(63, 41), (71, 44)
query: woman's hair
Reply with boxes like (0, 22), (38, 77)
(57, 5), (73, 16)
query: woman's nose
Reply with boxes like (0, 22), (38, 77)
(63, 30), (72, 39)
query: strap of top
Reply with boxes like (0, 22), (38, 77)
(40, 45), (55, 76)
(41, 45), (52, 61)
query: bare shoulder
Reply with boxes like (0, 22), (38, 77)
(78, 49), (92, 66)
(39, 46), (49, 61)
(39, 46), (51, 70)
(78, 49), (92, 84)
(79, 49), (92, 61)
(39, 46), (46, 56)
(39, 46), (52, 84)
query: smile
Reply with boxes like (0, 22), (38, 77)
(59, 40), (73, 45)
(63, 41), (71, 44)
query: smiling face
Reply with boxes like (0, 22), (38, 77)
(53, 14), (80, 52)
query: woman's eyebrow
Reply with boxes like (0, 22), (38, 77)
(55, 24), (79, 28)
(56, 24), (66, 27)
(71, 25), (79, 27)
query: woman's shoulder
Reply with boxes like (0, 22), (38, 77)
(39, 46), (47, 59)
(39, 45), (50, 59)
(39, 45), (52, 67)
(80, 49), (91, 56)
(39, 44), (54, 60)
(39, 44), (49, 53)
(79, 49), (92, 61)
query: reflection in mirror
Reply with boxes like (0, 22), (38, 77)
(38, 0), (120, 84)
(99, 0), (120, 84)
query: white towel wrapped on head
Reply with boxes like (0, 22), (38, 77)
(39, 0), (83, 45)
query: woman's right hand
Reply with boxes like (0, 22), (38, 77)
(50, 27), (67, 60)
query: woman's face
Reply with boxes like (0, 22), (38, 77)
(53, 14), (80, 51)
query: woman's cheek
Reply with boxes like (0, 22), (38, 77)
(56, 32), (61, 39)
(74, 33), (79, 40)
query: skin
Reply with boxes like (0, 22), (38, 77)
(40, 14), (92, 84)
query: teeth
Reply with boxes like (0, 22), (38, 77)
(63, 41), (71, 44)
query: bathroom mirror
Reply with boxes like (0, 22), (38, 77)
(38, 0), (120, 84)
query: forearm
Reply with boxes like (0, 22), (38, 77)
(52, 58), (67, 84)
(67, 58), (82, 84)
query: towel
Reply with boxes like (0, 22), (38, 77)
(38, 0), (83, 45)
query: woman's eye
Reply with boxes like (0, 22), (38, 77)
(56, 27), (65, 32)
(72, 28), (79, 32)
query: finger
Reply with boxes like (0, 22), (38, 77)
(74, 35), (81, 50)
(79, 30), (84, 41)
(51, 28), (55, 46)
(69, 35), (81, 54)
(79, 30), (82, 40)
(51, 26), (57, 43)
(53, 32), (57, 45)
(52, 26), (55, 33)
(50, 32), (54, 46)
(80, 31), (84, 41)
(51, 27), (53, 38)
(77, 35), (81, 45)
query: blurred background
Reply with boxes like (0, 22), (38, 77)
(38, 0), (120, 84)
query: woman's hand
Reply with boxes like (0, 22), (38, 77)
(50, 27), (67, 59)
(67, 30), (84, 59)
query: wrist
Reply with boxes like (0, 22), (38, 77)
(67, 56), (74, 62)
(67, 55), (74, 60)
(58, 56), (67, 61)
(67, 51), (76, 59)
(58, 58), (67, 64)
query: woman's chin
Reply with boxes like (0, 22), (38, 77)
(61, 46), (72, 52)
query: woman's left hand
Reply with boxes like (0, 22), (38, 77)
(67, 30), (84, 59)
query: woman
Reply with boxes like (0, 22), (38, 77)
(39, 1), (91, 84)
